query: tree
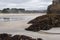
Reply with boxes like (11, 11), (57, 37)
(1, 8), (10, 13)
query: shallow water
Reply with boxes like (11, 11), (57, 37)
(0, 13), (60, 40)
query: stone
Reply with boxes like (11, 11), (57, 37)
(28, 15), (49, 24)
(37, 38), (42, 40)
(47, 0), (60, 14)
(0, 33), (42, 40)
(25, 14), (60, 32)
(25, 0), (60, 32)
(25, 15), (52, 32)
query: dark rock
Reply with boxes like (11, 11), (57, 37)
(12, 35), (42, 40)
(47, 5), (53, 14)
(0, 33), (42, 40)
(37, 38), (42, 40)
(25, 0), (60, 32)
(20, 35), (32, 40)
(12, 35), (21, 40)
(28, 15), (49, 24)
(0, 33), (12, 40)
(25, 14), (60, 32)
(25, 16), (52, 32)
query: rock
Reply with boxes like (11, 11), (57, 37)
(25, 0), (60, 32)
(47, 0), (60, 14)
(20, 35), (32, 40)
(12, 35), (42, 40)
(25, 15), (53, 32)
(12, 35), (21, 40)
(0, 33), (12, 40)
(28, 15), (49, 24)
(47, 5), (52, 14)
(37, 38), (42, 40)
(25, 14), (60, 32)
(0, 33), (42, 40)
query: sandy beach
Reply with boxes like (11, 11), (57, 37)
(0, 13), (60, 40)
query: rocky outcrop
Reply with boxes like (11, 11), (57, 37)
(25, 15), (52, 32)
(25, 0), (60, 32)
(47, 0), (60, 14)
(47, 4), (60, 14)
(25, 14), (60, 32)
(0, 33), (42, 40)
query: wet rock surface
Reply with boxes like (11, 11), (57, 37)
(0, 33), (42, 40)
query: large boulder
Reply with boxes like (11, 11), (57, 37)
(25, 0), (60, 32)
(25, 14), (60, 32)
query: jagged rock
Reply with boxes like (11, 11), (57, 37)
(47, 0), (60, 14)
(28, 15), (49, 24)
(0, 33), (42, 40)
(25, 14), (60, 32)
(25, 15), (52, 32)
(26, 15), (52, 32)
(0, 33), (12, 40)
(25, 0), (60, 32)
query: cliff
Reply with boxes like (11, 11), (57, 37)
(47, 0), (60, 14)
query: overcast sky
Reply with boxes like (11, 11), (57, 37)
(0, 0), (52, 10)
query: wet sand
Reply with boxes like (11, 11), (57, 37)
(0, 13), (60, 40)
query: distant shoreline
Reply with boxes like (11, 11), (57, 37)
(0, 13), (46, 14)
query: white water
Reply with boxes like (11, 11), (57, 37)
(0, 13), (60, 40)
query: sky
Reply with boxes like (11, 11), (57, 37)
(0, 0), (52, 10)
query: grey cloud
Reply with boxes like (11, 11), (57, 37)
(0, 0), (52, 10)
(0, 0), (30, 4)
(39, 0), (52, 2)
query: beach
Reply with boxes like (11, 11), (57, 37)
(0, 13), (60, 40)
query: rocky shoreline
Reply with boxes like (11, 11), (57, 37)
(0, 33), (42, 40)
(25, 14), (60, 32)
(25, 0), (60, 32)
